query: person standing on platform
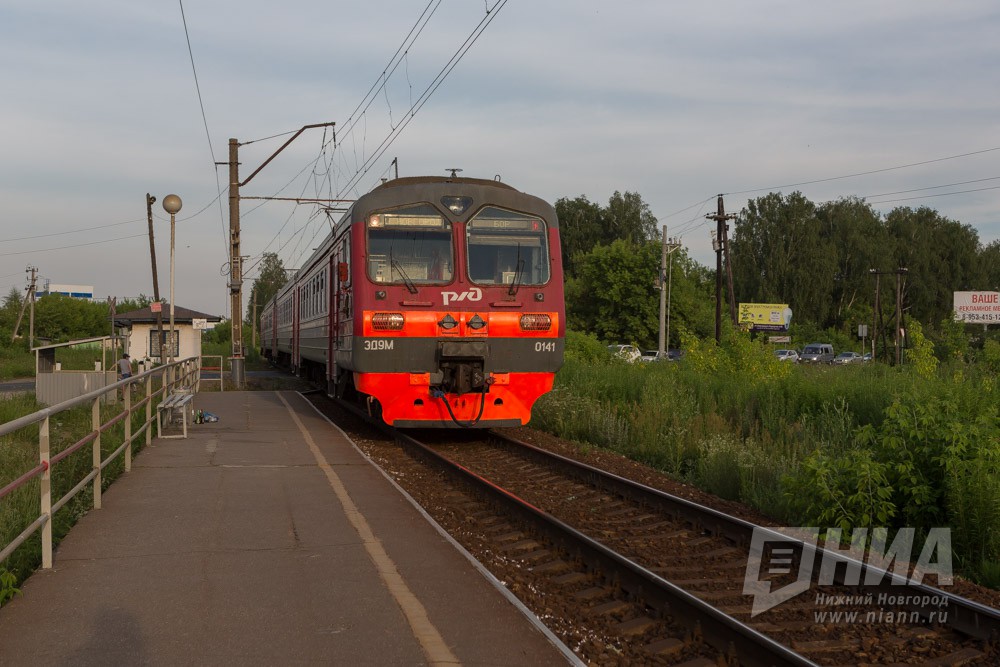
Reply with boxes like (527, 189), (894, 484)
(118, 354), (133, 380)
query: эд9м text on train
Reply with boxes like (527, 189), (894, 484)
(259, 175), (565, 428)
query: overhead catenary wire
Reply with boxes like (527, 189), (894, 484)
(333, 0), (511, 199)
(242, 1), (505, 280)
(178, 0), (229, 262)
(0, 218), (145, 243)
(0, 234), (149, 258)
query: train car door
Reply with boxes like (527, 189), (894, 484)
(271, 302), (277, 358)
(292, 285), (300, 373)
(330, 238), (350, 396)
(327, 256), (336, 389)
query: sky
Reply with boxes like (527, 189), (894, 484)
(1, 1), (998, 317)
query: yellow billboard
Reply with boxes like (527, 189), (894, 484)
(738, 303), (792, 332)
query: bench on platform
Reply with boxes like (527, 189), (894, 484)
(156, 390), (195, 439)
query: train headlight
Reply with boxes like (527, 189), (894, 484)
(368, 214), (383, 228)
(371, 312), (404, 330)
(441, 196), (472, 215)
(519, 314), (551, 331)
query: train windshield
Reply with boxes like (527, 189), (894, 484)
(366, 204), (454, 285)
(466, 207), (550, 286)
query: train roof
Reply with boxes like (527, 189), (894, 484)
(371, 175), (517, 191)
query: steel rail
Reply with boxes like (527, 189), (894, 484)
(489, 432), (1000, 644)
(391, 427), (817, 667)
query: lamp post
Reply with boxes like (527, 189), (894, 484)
(162, 194), (182, 365)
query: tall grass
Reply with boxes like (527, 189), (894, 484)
(0, 346), (34, 381)
(532, 342), (1000, 585)
(1, 393), (148, 599)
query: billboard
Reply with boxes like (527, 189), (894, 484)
(738, 303), (792, 332)
(954, 291), (1000, 324)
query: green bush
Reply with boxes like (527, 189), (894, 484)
(531, 324), (1000, 583)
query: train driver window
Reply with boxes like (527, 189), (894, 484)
(366, 204), (453, 285)
(466, 207), (549, 286)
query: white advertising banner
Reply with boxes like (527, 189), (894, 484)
(954, 291), (1000, 324)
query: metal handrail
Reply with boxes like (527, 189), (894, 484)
(0, 357), (201, 569)
(198, 355), (224, 392)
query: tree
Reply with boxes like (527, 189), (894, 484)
(33, 294), (110, 342)
(555, 191), (659, 279)
(604, 191), (658, 245)
(731, 191), (839, 327)
(0, 287), (25, 345)
(247, 253), (288, 329)
(567, 240), (660, 345)
(981, 240), (1000, 292)
(815, 197), (888, 327)
(885, 207), (982, 325)
(555, 196), (603, 278)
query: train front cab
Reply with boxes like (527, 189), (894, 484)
(343, 183), (565, 428)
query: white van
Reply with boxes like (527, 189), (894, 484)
(800, 343), (834, 364)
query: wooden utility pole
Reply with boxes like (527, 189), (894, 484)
(896, 268), (908, 365)
(871, 269), (881, 360)
(870, 268), (907, 364)
(705, 195), (737, 342)
(146, 193), (165, 363)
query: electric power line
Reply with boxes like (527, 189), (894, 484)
(178, 0), (230, 260)
(722, 146), (1000, 198)
(0, 234), (149, 258)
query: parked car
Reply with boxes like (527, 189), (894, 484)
(640, 350), (670, 362)
(666, 349), (684, 362)
(833, 351), (863, 365)
(775, 349), (799, 363)
(862, 353), (873, 362)
(800, 343), (835, 364)
(608, 344), (641, 363)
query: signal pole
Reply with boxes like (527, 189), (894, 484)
(705, 195), (737, 342)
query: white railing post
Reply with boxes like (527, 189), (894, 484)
(124, 383), (132, 472)
(92, 398), (102, 510)
(40, 416), (52, 569)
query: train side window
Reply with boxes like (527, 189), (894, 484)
(466, 207), (549, 286)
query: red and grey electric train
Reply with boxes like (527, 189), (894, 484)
(260, 175), (565, 427)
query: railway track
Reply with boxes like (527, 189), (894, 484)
(315, 395), (1000, 665)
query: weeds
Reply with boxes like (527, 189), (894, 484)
(531, 329), (1000, 583)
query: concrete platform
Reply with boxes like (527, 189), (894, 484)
(0, 391), (576, 666)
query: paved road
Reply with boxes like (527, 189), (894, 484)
(0, 379), (33, 394)
(0, 371), (293, 395)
